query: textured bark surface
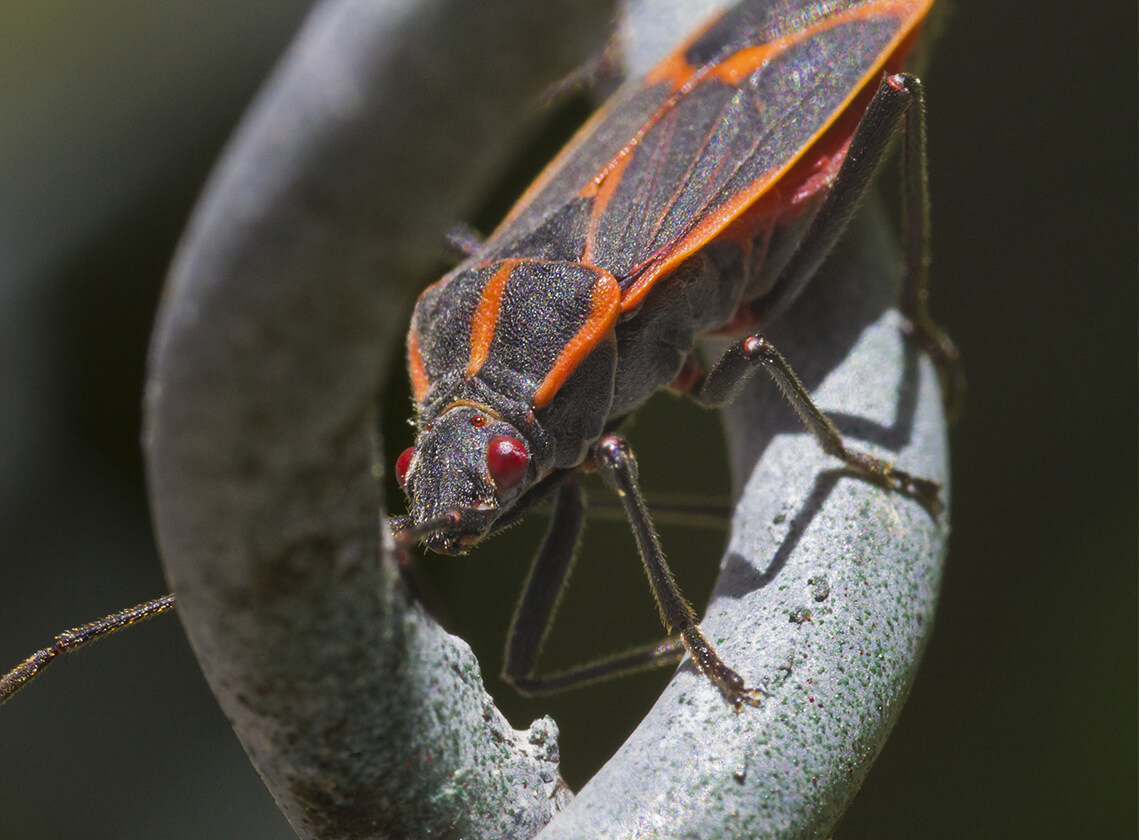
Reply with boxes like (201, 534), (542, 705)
(146, 1), (612, 838)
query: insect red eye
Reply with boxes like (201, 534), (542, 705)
(487, 436), (529, 490)
(395, 446), (415, 489)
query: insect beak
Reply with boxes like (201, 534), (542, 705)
(422, 515), (489, 554)
(425, 532), (456, 553)
(393, 508), (490, 555)
(392, 511), (463, 548)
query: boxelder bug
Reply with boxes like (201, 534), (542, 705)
(391, 0), (957, 711)
(0, 0), (957, 713)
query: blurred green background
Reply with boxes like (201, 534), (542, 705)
(0, 1), (1131, 838)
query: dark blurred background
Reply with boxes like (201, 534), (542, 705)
(0, 2), (1132, 838)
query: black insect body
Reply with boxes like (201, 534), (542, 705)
(0, 0), (956, 713)
(392, 0), (955, 710)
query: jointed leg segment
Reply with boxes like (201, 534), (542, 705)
(696, 335), (941, 512)
(0, 594), (177, 706)
(502, 443), (763, 710)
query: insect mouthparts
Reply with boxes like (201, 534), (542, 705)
(425, 532), (455, 553)
(426, 529), (482, 555)
(393, 511), (462, 547)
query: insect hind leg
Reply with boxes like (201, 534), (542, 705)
(749, 73), (962, 415)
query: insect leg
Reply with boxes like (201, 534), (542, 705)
(502, 477), (687, 696)
(593, 435), (763, 711)
(0, 594), (177, 706)
(891, 75), (964, 415)
(754, 73), (962, 412)
(502, 478), (586, 692)
(696, 335), (940, 512)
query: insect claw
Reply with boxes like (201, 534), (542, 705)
(910, 478), (943, 515)
(733, 686), (768, 712)
(710, 672), (768, 712)
(887, 469), (942, 516)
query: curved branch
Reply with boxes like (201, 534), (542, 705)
(145, 1), (612, 838)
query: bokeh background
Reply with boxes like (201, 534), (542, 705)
(0, 1), (1131, 838)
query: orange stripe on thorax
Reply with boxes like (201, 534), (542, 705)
(466, 260), (516, 379)
(408, 327), (430, 403)
(532, 272), (621, 409)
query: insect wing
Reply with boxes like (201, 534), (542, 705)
(483, 0), (932, 310)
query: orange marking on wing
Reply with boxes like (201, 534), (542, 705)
(500, 1), (727, 231)
(620, 0), (931, 313)
(642, 3), (726, 89)
(580, 152), (633, 263)
(498, 0), (927, 258)
(644, 51), (700, 91)
(497, 101), (620, 231)
(648, 0), (929, 95)
(407, 327), (430, 403)
(599, 0), (930, 203)
(466, 260), (516, 379)
(532, 272), (621, 409)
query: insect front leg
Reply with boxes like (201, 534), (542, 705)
(694, 336), (941, 512)
(502, 477), (686, 696)
(593, 435), (764, 712)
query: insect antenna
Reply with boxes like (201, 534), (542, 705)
(0, 594), (177, 706)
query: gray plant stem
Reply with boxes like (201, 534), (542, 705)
(145, 0), (949, 838)
(146, 1), (612, 838)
